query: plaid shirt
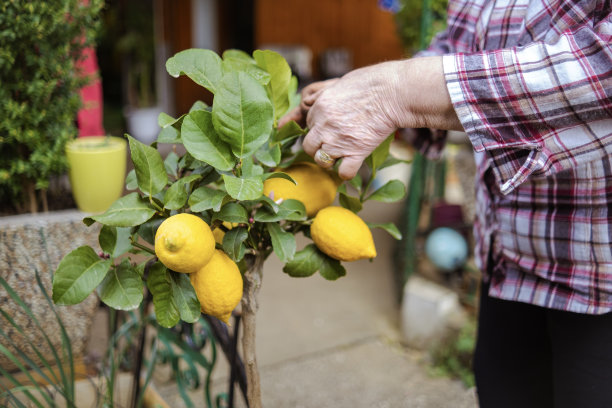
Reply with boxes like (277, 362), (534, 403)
(420, 0), (612, 313)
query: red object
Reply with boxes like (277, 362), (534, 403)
(76, 46), (105, 137)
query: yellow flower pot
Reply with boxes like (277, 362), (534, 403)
(66, 136), (127, 213)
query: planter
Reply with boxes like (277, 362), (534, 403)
(66, 136), (127, 214)
(124, 106), (163, 145)
(0, 210), (100, 373)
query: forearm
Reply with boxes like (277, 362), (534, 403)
(300, 56), (464, 179)
(381, 56), (463, 131)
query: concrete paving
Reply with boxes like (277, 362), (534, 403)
(152, 200), (478, 407)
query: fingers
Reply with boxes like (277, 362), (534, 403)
(278, 79), (340, 129)
(301, 126), (321, 156)
(337, 156), (365, 180)
(314, 148), (336, 169)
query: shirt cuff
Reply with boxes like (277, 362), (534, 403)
(442, 52), (543, 194)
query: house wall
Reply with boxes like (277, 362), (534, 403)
(255, 0), (406, 79)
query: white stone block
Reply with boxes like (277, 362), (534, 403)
(400, 275), (464, 349)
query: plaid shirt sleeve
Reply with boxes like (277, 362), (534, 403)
(444, 8), (612, 194)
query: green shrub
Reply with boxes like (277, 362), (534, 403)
(429, 317), (476, 387)
(0, 0), (102, 213)
(395, 0), (448, 54)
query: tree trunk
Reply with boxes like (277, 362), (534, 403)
(241, 254), (265, 408)
(26, 181), (37, 214)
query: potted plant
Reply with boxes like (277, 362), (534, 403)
(65, 135), (127, 213)
(52, 48), (408, 407)
(116, 0), (162, 145)
(0, 0), (103, 215)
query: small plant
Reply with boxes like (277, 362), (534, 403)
(0, 0), (102, 214)
(394, 0), (448, 54)
(52, 48), (408, 407)
(429, 317), (476, 388)
(115, 1), (157, 108)
(0, 272), (79, 407)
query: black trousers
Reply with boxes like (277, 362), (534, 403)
(474, 282), (612, 408)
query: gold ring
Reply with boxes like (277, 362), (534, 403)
(315, 149), (335, 166)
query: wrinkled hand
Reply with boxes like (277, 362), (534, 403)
(277, 78), (339, 128)
(300, 56), (460, 180)
(302, 61), (405, 179)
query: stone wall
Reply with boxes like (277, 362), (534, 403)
(0, 210), (101, 372)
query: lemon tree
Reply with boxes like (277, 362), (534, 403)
(51, 48), (408, 408)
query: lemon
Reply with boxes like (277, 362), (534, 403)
(154, 213), (215, 274)
(263, 162), (338, 216)
(190, 249), (243, 324)
(310, 206), (377, 261)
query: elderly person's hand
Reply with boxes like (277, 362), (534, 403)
(277, 78), (339, 128)
(299, 56), (461, 179)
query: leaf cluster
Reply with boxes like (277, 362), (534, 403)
(0, 0), (103, 209)
(52, 48), (408, 328)
(394, 0), (448, 54)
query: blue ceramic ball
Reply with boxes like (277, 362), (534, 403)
(425, 227), (468, 271)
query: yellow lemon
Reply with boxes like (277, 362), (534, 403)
(154, 213), (215, 274)
(263, 162), (338, 216)
(190, 249), (243, 324)
(310, 206), (377, 261)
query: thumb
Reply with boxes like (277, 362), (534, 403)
(337, 155), (366, 180)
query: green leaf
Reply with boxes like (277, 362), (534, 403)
(366, 179), (406, 203)
(367, 222), (403, 240)
(378, 156), (412, 171)
(158, 112), (185, 128)
(98, 260), (144, 310)
(222, 174), (264, 200)
(253, 50), (292, 120)
(157, 126), (181, 144)
(137, 217), (164, 245)
(127, 135), (168, 196)
(240, 156), (264, 178)
(223, 57), (271, 86)
(222, 227), (249, 262)
(147, 263), (180, 328)
(223, 49), (254, 61)
(319, 256), (347, 280)
(212, 71), (274, 158)
(163, 174), (202, 210)
(282, 244), (323, 277)
(349, 173), (363, 192)
(255, 142), (281, 167)
(272, 120), (306, 143)
(99, 225), (133, 258)
(125, 169), (138, 190)
(52, 246), (112, 305)
(288, 75), (300, 109)
(365, 133), (394, 172)
(214, 202), (249, 224)
(164, 151), (180, 178)
(166, 48), (223, 94)
(181, 110), (235, 171)
(262, 171), (296, 184)
(188, 186), (228, 212)
(190, 100), (210, 112)
(258, 195), (280, 213)
(267, 223), (296, 262)
(88, 192), (157, 227)
(339, 192), (363, 213)
(169, 271), (201, 323)
(253, 199), (306, 222)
